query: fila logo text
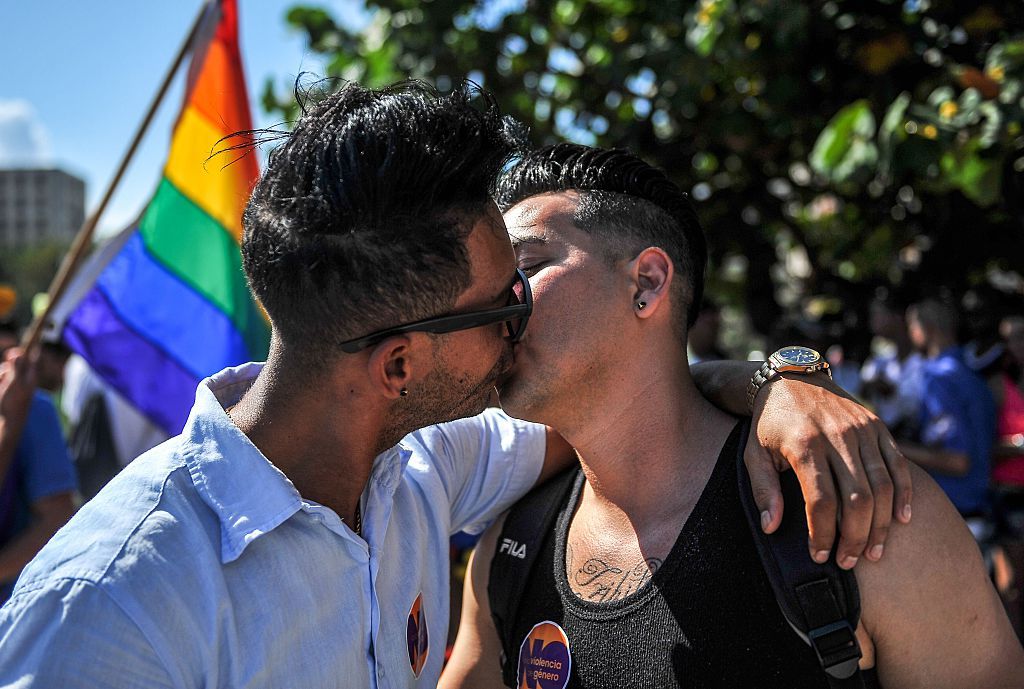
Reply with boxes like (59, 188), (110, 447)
(500, 538), (527, 559)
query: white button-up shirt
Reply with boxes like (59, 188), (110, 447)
(0, 363), (546, 688)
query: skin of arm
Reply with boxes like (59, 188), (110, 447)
(0, 492), (76, 585)
(855, 463), (1024, 688)
(439, 515), (508, 689)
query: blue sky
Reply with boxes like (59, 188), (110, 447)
(0, 1), (364, 236)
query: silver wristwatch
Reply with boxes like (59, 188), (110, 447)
(746, 346), (831, 412)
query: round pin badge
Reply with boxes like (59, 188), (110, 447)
(517, 620), (571, 689)
(406, 592), (429, 677)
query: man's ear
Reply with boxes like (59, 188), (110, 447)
(366, 335), (420, 399)
(627, 247), (674, 319)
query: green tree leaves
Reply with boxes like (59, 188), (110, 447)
(267, 0), (1024, 338)
(811, 100), (878, 185)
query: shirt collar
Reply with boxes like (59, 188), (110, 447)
(182, 362), (304, 564)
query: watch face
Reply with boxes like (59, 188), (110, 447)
(777, 346), (820, 366)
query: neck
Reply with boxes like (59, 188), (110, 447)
(553, 351), (735, 524)
(228, 348), (392, 524)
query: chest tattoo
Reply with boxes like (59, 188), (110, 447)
(566, 543), (663, 603)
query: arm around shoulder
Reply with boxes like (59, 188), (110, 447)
(0, 579), (176, 688)
(855, 463), (1024, 689)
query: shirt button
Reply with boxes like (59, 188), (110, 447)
(377, 667), (385, 678)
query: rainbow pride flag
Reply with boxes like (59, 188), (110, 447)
(54, 0), (268, 434)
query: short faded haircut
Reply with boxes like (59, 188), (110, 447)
(495, 143), (706, 334)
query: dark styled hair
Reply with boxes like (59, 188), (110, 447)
(241, 81), (525, 365)
(494, 143), (706, 331)
(908, 298), (959, 335)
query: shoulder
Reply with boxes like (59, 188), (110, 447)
(853, 463), (1024, 685)
(854, 463), (977, 595)
(14, 438), (218, 596)
(0, 575), (181, 687)
(22, 391), (62, 433)
(402, 409), (546, 468)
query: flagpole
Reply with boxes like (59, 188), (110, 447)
(21, 0), (217, 353)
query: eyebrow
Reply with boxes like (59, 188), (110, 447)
(510, 234), (548, 249)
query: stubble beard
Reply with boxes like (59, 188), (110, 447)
(382, 345), (513, 447)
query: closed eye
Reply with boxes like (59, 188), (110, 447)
(519, 262), (546, 276)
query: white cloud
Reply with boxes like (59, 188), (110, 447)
(0, 100), (51, 166)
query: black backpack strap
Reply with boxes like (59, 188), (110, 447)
(736, 422), (868, 688)
(488, 468), (579, 687)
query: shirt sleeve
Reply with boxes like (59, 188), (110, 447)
(0, 579), (175, 688)
(920, 373), (970, 454)
(410, 409), (547, 536)
(18, 393), (78, 502)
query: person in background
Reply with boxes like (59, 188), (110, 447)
(825, 341), (862, 397)
(990, 314), (1024, 637)
(900, 299), (995, 534)
(0, 332), (76, 602)
(35, 341), (71, 396)
(993, 315), (1024, 489)
(860, 290), (925, 440)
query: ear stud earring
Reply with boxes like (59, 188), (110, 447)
(637, 301), (647, 311)
(399, 388), (408, 397)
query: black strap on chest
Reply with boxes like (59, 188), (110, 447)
(736, 436), (868, 689)
(489, 468), (578, 687)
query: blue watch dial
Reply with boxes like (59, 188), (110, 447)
(777, 346), (820, 366)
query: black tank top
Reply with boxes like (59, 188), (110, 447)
(500, 423), (880, 688)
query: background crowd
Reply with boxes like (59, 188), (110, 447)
(691, 284), (1024, 639)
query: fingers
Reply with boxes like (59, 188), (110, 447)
(828, 432), (874, 569)
(743, 443), (784, 534)
(794, 454), (839, 564)
(881, 434), (913, 524)
(859, 439), (894, 563)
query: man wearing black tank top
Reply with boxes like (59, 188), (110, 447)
(442, 144), (1024, 688)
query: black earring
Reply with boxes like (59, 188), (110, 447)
(399, 388), (408, 397)
(637, 301), (647, 311)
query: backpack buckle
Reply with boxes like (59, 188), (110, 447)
(807, 620), (862, 679)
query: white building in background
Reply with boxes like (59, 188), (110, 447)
(0, 168), (85, 247)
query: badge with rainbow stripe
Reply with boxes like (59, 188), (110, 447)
(406, 592), (429, 677)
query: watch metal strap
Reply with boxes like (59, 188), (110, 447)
(746, 360), (776, 412)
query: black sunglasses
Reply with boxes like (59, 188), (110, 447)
(338, 269), (533, 354)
